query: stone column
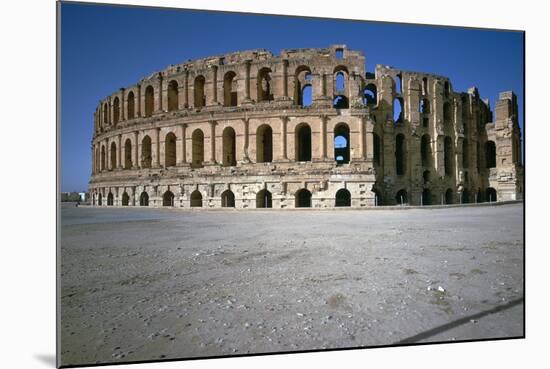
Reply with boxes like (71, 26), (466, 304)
(117, 134), (122, 169)
(108, 97), (113, 126)
(178, 123), (187, 165)
(365, 119), (374, 161)
(91, 144), (95, 175)
(153, 128), (160, 168)
(209, 65), (218, 106)
(184, 70), (189, 108)
(242, 118), (250, 162)
(275, 59), (289, 100)
(137, 84), (142, 117)
(119, 89), (125, 122)
(105, 137), (110, 170)
(157, 73), (163, 112)
(208, 120), (217, 163)
(361, 117), (368, 160)
(279, 116), (288, 161)
(320, 115), (328, 160)
(133, 131), (139, 169)
(242, 60), (253, 104)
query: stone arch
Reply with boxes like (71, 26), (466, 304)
(191, 129), (204, 168)
(333, 68), (349, 109)
(107, 192), (114, 206)
(190, 190), (203, 207)
(256, 189), (272, 208)
(144, 85), (154, 117)
(165, 132), (177, 167)
(141, 135), (152, 168)
(444, 136), (453, 176)
(335, 188), (351, 207)
(122, 192), (130, 206)
(486, 187), (497, 202)
(485, 141), (496, 168)
(139, 191), (149, 206)
(221, 190), (235, 208)
(223, 71), (238, 107)
(222, 127), (237, 167)
(194, 75), (206, 108)
(445, 188), (454, 204)
(110, 142), (117, 170)
(127, 91), (135, 119)
(421, 134), (431, 167)
(294, 65), (312, 106)
(395, 189), (408, 205)
(295, 188), (312, 208)
(396, 134), (406, 175)
(363, 83), (377, 105)
(167, 80), (179, 111)
(256, 124), (273, 163)
(124, 138), (132, 169)
(113, 97), (120, 125)
(295, 123), (312, 162)
(420, 98), (430, 113)
(257, 67), (273, 102)
(334, 123), (350, 164)
(163, 190), (175, 207)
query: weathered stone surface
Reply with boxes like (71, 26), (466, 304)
(88, 45), (523, 208)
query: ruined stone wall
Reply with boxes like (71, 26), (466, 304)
(89, 45), (523, 208)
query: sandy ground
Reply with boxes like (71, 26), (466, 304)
(59, 203), (524, 366)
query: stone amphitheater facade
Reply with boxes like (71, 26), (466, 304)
(89, 45), (523, 209)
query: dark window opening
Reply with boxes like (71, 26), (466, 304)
(191, 129), (204, 168)
(295, 189), (312, 208)
(222, 127), (237, 167)
(144, 86), (154, 117)
(256, 189), (272, 208)
(296, 124), (312, 162)
(163, 191), (175, 207)
(396, 134), (406, 175)
(122, 192), (129, 206)
(221, 190), (235, 208)
(334, 123), (350, 164)
(190, 190), (203, 207)
(486, 141), (496, 168)
(256, 125), (273, 163)
(107, 193), (114, 206)
(396, 189), (408, 205)
(165, 132), (177, 167)
(168, 80), (179, 111)
(335, 189), (351, 207)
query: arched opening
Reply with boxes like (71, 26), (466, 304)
(373, 133), (381, 166)
(444, 81), (451, 98)
(443, 101), (452, 126)
(462, 140), (469, 168)
(127, 91), (135, 119)
(100, 146), (106, 171)
(194, 75), (206, 108)
(256, 189), (272, 208)
(396, 134), (406, 175)
(485, 141), (496, 168)
(335, 189), (351, 207)
(301, 85), (313, 107)
(395, 74), (402, 94)
(98, 193), (102, 206)
(110, 142), (117, 170)
(420, 98), (430, 114)
(363, 84), (377, 105)
(421, 134), (431, 167)
(139, 191), (149, 206)
(422, 189), (431, 205)
(462, 189), (470, 204)
(393, 98), (403, 123)
(191, 129), (204, 168)
(333, 67), (349, 109)
(165, 132), (177, 167)
(221, 190), (235, 208)
(294, 66), (312, 106)
(486, 187), (497, 202)
(103, 103), (109, 124)
(257, 68), (273, 102)
(222, 127), (237, 167)
(223, 71), (238, 107)
(167, 80), (179, 111)
(190, 190), (203, 207)
(295, 189), (312, 208)
(163, 190), (174, 207)
(113, 97), (120, 125)
(122, 192), (129, 206)
(395, 189), (408, 205)
(124, 138), (132, 169)
(372, 188), (382, 206)
(422, 77), (428, 95)
(107, 192), (114, 206)
(334, 123), (350, 164)
(445, 189), (454, 204)
(444, 136), (453, 176)
(145, 85), (154, 117)
(256, 125), (273, 163)
(296, 123), (312, 162)
(141, 136), (152, 168)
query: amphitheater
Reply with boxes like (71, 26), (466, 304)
(88, 45), (523, 209)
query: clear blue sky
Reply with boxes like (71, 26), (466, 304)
(60, 2), (524, 192)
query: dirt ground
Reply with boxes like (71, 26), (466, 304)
(59, 203), (524, 366)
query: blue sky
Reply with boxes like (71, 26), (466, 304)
(60, 2), (524, 192)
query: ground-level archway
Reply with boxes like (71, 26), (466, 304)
(256, 189), (272, 208)
(122, 192), (129, 206)
(422, 189), (431, 205)
(107, 192), (114, 206)
(139, 191), (149, 206)
(163, 190), (175, 207)
(395, 189), (408, 205)
(221, 190), (235, 208)
(295, 189), (312, 208)
(445, 188), (454, 204)
(190, 190), (203, 207)
(486, 187), (497, 202)
(335, 188), (351, 207)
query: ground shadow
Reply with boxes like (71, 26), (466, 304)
(33, 353), (56, 367)
(395, 297), (524, 344)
